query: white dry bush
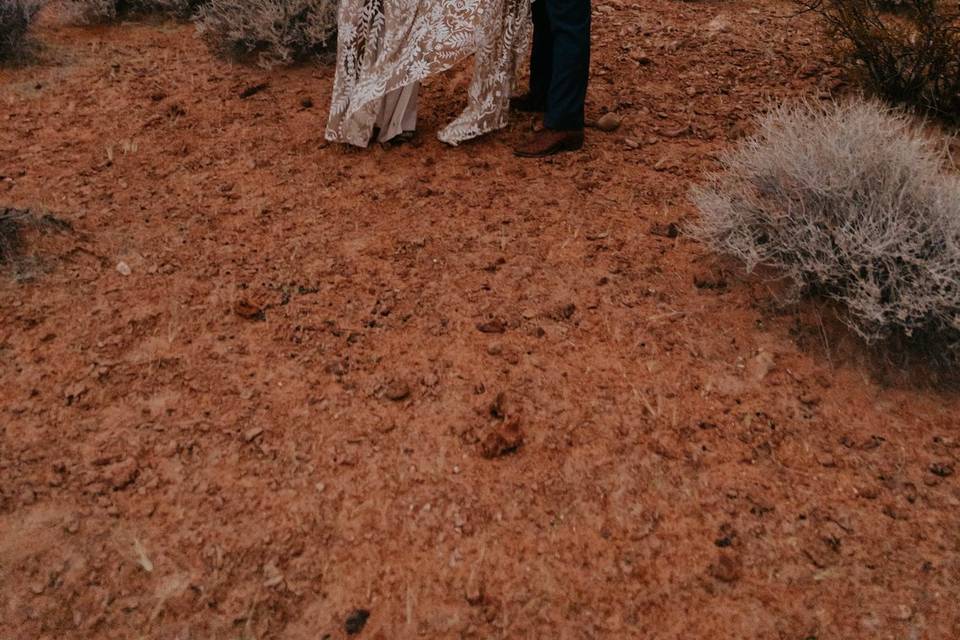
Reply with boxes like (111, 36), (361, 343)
(691, 99), (960, 355)
(0, 0), (45, 62)
(195, 0), (337, 67)
(61, 0), (123, 22)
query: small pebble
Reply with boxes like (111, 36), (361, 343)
(345, 609), (370, 635)
(596, 112), (622, 132)
(384, 380), (410, 401)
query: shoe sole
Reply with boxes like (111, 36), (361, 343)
(514, 137), (585, 158)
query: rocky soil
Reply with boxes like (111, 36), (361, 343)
(2, 2), (959, 638)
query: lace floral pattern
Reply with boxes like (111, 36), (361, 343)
(326, 0), (532, 146)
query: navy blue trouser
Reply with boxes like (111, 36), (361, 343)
(528, 0), (591, 131)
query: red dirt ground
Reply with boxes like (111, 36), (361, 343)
(2, 2), (959, 638)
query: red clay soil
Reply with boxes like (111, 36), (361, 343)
(2, 2), (959, 639)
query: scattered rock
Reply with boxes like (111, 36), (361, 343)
(929, 462), (954, 478)
(133, 537), (153, 572)
(660, 124), (691, 139)
(243, 427), (264, 443)
(263, 562), (284, 588)
(650, 221), (680, 239)
(480, 418), (524, 459)
(746, 351), (776, 382)
(706, 14), (732, 35)
(345, 609), (370, 635)
(798, 62), (822, 78)
(653, 154), (681, 172)
(894, 605), (913, 621)
(595, 112), (622, 132)
(815, 452), (837, 468)
(465, 572), (484, 605)
(239, 82), (269, 99)
(551, 303), (576, 320)
(116, 261), (132, 276)
(489, 391), (508, 420)
(63, 516), (80, 534)
(476, 319), (506, 334)
(693, 270), (727, 290)
(384, 380), (411, 402)
(234, 299), (265, 321)
(64, 382), (88, 405)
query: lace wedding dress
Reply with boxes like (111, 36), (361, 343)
(326, 0), (532, 147)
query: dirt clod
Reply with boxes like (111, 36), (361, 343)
(480, 418), (524, 459)
(104, 458), (138, 490)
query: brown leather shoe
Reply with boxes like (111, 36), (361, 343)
(510, 93), (546, 113)
(514, 129), (585, 158)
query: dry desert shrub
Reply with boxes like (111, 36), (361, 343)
(691, 100), (960, 358)
(195, 0), (337, 67)
(0, 0), (45, 62)
(795, 0), (960, 120)
(63, 0), (205, 22)
(0, 207), (74, 280)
